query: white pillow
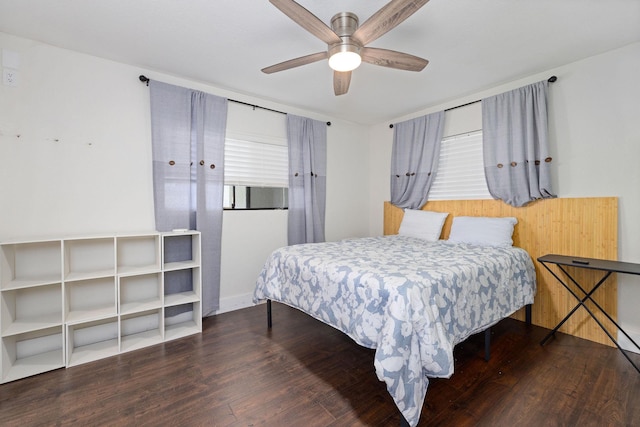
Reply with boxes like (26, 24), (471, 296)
(398, 209), (449, 242)
(448, 216), (518, 247)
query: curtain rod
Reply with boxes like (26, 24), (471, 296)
(388, 75), (558, 128)
(138, 75), (331, 126)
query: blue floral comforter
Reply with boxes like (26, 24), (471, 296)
(253, 235), (536, 426)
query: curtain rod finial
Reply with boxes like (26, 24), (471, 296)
(389, 124), (394, 128)
(139, 75), (150, 86)
(548, 75), (557, 83)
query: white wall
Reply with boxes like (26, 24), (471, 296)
(0, 35), (155, 237)
(367, 42), (640, 351)
(0, 32), (370, 314)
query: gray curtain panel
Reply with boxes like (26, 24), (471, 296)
(482, 80), (556, 207)
(390, 111), (445, 209)
(287, 114), (327, 245)
(149, 80), (228, 316)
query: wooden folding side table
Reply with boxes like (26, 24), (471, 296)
(538, 254), (640, 373)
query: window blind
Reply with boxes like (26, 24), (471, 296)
(429, 131), (492, 200)
(224, 138), (288, 188)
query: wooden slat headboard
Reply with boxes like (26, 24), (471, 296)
(384, 198), (618, 346)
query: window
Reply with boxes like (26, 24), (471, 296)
(428, 130), (492, 200)
(223, 103), (289, 209)
(224, 137), (288, 209)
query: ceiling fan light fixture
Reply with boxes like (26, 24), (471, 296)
(328, 43), (361, 72)
(329, 51), (361, 72)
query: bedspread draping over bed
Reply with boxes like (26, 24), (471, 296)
(253, 235), (536, 426)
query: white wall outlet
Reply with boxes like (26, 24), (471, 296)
(3, 68), (19, 87)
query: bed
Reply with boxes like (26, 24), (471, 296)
(253, 226), (536, 426)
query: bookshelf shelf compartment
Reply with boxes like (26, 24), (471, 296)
(1, 326), (64, 383)
(163, 233), (200, 269)
(117, 234), (161, 275)
(120, 309), (163, 353)
(64, 238), (115, 279)
(119, 273), (162, 315)
(1, 240), (62, 290)
(67, 318), (119, 367)
(65, 277), (117, 324)
(2, 283), (63, 336)
(164, 302), (202, 342)
(164, 267), (201, 306)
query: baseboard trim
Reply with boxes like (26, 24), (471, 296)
(214, 292), (256, 315)
(618, 329), (640, 355)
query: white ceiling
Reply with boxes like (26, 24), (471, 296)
(1, 0), (639, 124)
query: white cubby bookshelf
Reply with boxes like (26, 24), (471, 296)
(0, 231), (202, 383)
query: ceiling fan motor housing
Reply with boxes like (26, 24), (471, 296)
(331, 12), (359, 37)
(329, 11), (362, 57)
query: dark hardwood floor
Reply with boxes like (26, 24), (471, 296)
(2, 303), (639, 426)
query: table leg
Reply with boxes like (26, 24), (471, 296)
(540, 266), (611, 345)
(539, 262), (640, 374)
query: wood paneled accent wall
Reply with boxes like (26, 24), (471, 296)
(384, 198), (618, 347)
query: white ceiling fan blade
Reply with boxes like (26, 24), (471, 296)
(262, 52), (328, 74)
(269, 0), (341, 45)
(361, 47), (428, 71)
(352, 0), (430, 46)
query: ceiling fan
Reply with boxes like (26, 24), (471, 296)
(262, 0), (430, 96)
